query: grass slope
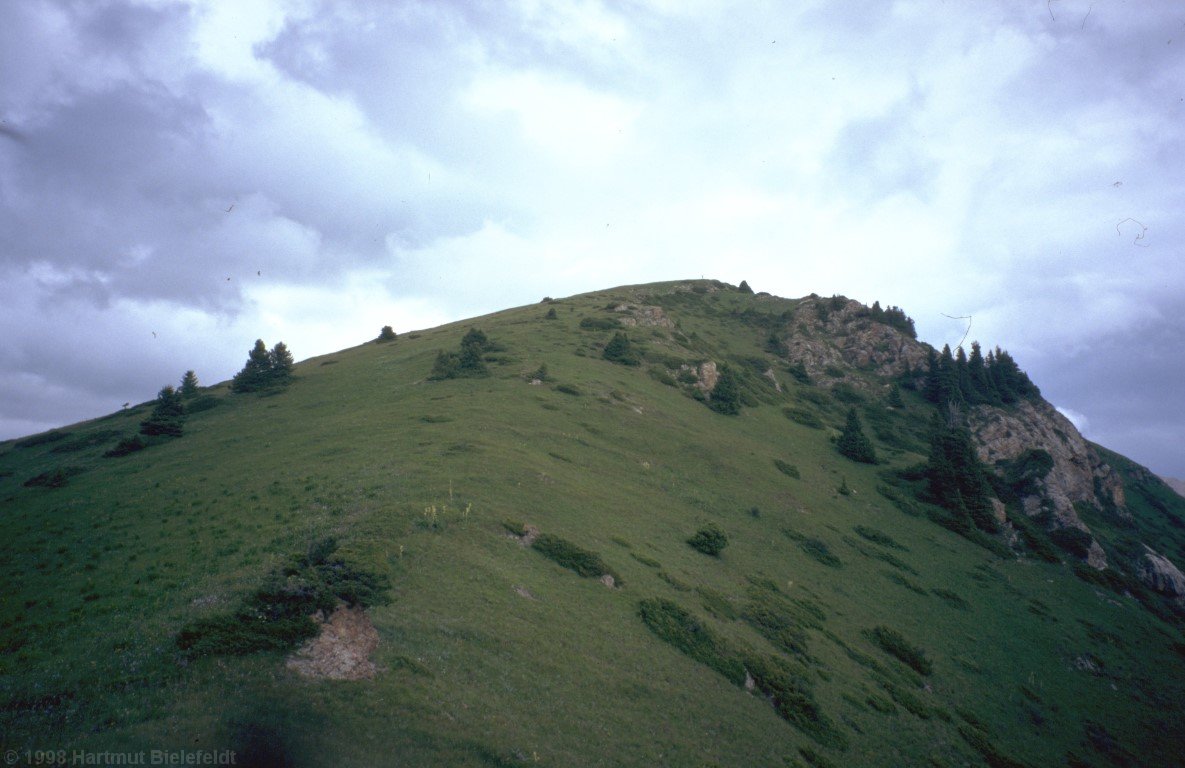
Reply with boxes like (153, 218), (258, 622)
(2, 279), (1184, 767)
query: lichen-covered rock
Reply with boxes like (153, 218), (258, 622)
(1137, 546), (1185, 596)
(612, 303), (674, 328)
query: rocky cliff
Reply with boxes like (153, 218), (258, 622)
(773, 295), (1125, 567)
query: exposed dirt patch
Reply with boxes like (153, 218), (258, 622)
(513, 585), (537, 600)
(518, 524), (540, 547)
(286, 605), (379, 680)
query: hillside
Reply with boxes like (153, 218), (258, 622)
(3, 279), (1184, 767)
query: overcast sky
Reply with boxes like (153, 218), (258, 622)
(1, 0), (1182, 477)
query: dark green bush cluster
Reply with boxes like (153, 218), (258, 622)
(708, 365), (742, 415)
(104, 435), (147, 458)
(23, 466), (81, 488)
(784, 529), (842, 568)
(531, 533), (620, 583)
(578, 316), (621, 331)
(376, 325), (398, 342)
(774, 459), (801, 479)
(637, 599), (844, 748)
(687, 523), (729, 556)
(14, 430), (72, 449)
(231, 339), (294, 393)
(602, 332), (640, 366)
(853, 525), (905, 550)
(868, 625), (932, 675)
(430, 328), (495, 380)
(176, 538), (389, 658)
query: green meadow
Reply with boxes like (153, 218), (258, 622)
(2, 279), (1183, 767)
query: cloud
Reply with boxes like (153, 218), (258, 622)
(0, 0), (1182, 479)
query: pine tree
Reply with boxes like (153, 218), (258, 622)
(231, 340), (274, 393)
(602, 332), (640, 366)
(269, 342), (294, 383)
(708, 365), (742, 415)
(140, 385), (185, 437)
(738, 280), (753, 294)
(924, 415), (999, 533)
(837, 408), (877, 463)
(179, 370), (199, 398)
(887, 384), (904, 409)
(967, 342), (996, 405)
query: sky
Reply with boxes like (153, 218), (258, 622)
(1, 0), (1183, 477)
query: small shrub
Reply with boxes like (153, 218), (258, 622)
(637, 598), (746, 685)
(545, 307), (558, 319)
(104, 435), (147, 458)
(630, 552), (661, 569)
(555, 383), (581, 396)
(50, 430), (122, 453)
(774, 459), (801, 479)
(14, 430), (73, 449)
(868, 626), (932, 675)
(377, 325), (397, 342)
(649, 366), (677, 386)
(579, 316), (621, 331)
(853, 526), (905, 550)
(784, 532), (842, 568)
(931, 588), (969, 610)
(23, 467), (80, 488)
(783, 407), (824, 429)
(687, 523), (729, 557)
(708, 365), (742, 415)
(532, 534), (619, 583)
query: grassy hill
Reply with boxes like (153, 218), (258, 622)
(3, 279), (1184, 767)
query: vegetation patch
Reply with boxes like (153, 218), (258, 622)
(49, 430), (123, 453)
(783, 407), (824, 429)
(578, 316), (621, 331)
(784, 529), (842, 568)
(867, 626), (932, 675)
(930, 588), (969, 610)
(14, 430), (73, 449)
(23, 466), (84, 488)
(853, 525), (906, 550)
(774, 459), (801, 479)
(687, 523), (729, 556)
(532, 534), (620, 584)
(176, 538), (389, 658)
(103, 435), (148, 458)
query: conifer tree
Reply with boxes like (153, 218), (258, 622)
(269, 342), (294, 383)
(887, 384), (904, 409)
(837, 408), (877, 463)
(231, 340), (274, 393)
(179, 370), (199, 398)
(602, 332), (640, 366)
(738, 280), (753, 294)
(708, 364), (742, 415)
(140, 385), (185, 437)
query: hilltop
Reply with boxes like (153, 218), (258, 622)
(2, 279), (1184, 767)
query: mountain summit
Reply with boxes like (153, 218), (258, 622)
(3, 279), (1183, 767)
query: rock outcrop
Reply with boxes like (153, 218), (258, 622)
(1137, 546), (1185, 598)
(771, 295), (1127, 568)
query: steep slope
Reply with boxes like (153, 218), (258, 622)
(2, 279), (1184, 768)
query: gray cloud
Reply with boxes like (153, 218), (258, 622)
(1, 0), (1182, 479)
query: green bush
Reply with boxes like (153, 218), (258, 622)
(578, 316), (621, 331)
(50, 430), (122, 453)
(708, 365), (742, 415)
(104, 435), (147, 458)
(23, 467), (80, 488)
(853, 526), (905, 550)
(783, 407), (824, 429)
(774, 459), (801, 479)
(868, 625), (932, 675)
(176, 538), (389, 658)
(687, 523), (729, 556)
(637, 598), (745, 685)
(430, 328), (494, 380)
(377, 325), (397, 342)
(532, 534), (619, 583)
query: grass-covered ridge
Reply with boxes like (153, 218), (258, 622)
(2, 278), (1184, 767)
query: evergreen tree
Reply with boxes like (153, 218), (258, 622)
(231, 340), (274, 393)
(179, 370), (199, 398)
(886, 384), (904, 409)
(837, 408), (877, 463)
(602, 332), (640, 366)
(924, 415), (999, 533)
(966, 342), (996, 405)
(377, 325), (397, 342)
(140, 385), (185, 437)
(708, 365), (742, 415)
(430, 328), (493, 379)
(738, 280), (753, 294)
(955, 346), (972, 404)
(269, 342), (294, 383)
